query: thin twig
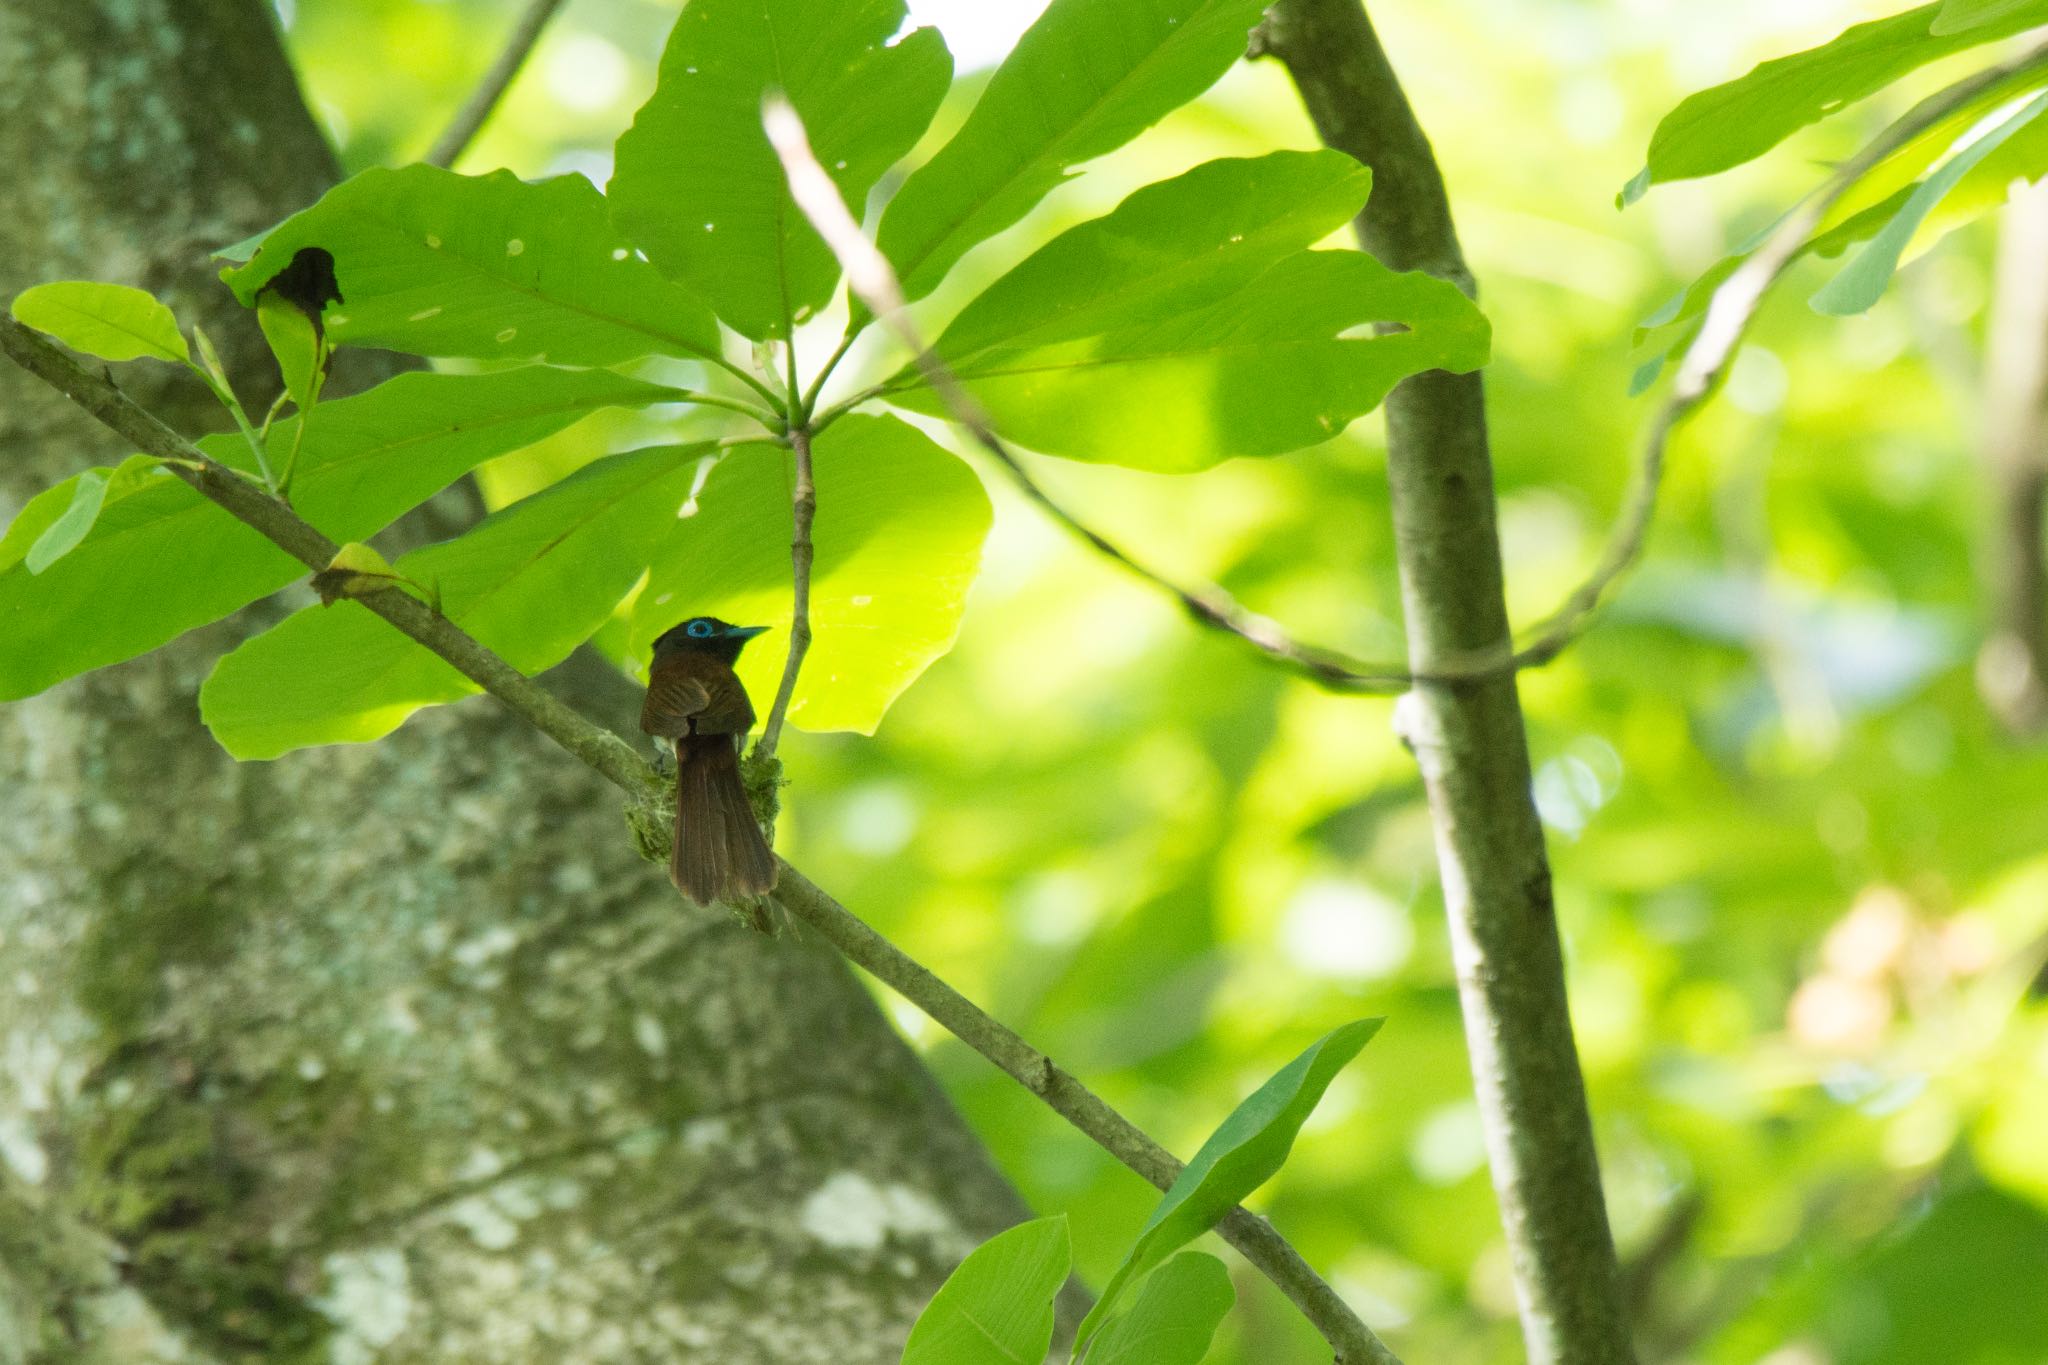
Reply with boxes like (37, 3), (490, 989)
(426, 0), (569, 170)
(0, 310), (1390, 1362)
(1573, 36), (2048, 664)
(755, 425), (815, 761)
(770, 37), (2048, 697)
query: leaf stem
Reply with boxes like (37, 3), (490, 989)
(798, 330), (858, 421)
(679, 388), (787, 430)
(753, 423), (815, 763)
(258, 387), (290, 441)
(700, 352), (790, 417)
(275, 334), (330, 498)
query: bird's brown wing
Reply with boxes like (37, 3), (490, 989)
(640, 652), (758, 738)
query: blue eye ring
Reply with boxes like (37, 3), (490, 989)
(686, 619), (715, 638)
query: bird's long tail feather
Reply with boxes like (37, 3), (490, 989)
(672, 737), (777, 906)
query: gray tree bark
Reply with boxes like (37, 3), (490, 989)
(0, 3), (1030, 1361)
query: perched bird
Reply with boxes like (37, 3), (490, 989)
(641, 616), (778, 905)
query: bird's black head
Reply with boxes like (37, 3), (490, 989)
(651, 615), (769, 666)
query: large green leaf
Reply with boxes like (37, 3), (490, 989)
(889, 249), (1490, 470)
(899, 1216), (1069, 1365)
(1814, 89), (2048, 315)
(1621, 1), (2048, 204)
(0, 368), (673, 700)
(609, 0), (950, 341)
(201, 445), (705, 758)
(10, 281), (190, 364)
(1073, 1018), (1383, 1355)
(221, 166), (720, 367)
(627, 413), (989, 734)
(1087, 1251), (1234, 1365)
(927, 151), (1372, 365)
(874, 0), (1274, 306)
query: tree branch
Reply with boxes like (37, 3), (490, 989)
(754, 424), (815, 761)
(425, 0), (568, 170)
(0, 317), (656, 798)
(1, 311), (1392, 1364)
(770, 865), (1399, 1365)
(1253, 11), (2048, 1363)
(1254, 5), (1634, 1363)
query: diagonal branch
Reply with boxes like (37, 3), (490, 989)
(0, 311), (1396, 1365)
(770, 864), (1400, 1365)
(0, 317), (655, 799)
(426, 0), (569, 170)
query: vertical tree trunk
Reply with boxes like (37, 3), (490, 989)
(0, 3), (1028, 1360)
(1257, 4), (1635, 1362)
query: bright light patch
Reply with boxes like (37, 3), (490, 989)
(905, 0), (1051, 70)
(839, 783), (919, 856)
(1408, 1100), (1487, 1186)
(1281, 877), (1413, 981)
(544, 33), (631, 113)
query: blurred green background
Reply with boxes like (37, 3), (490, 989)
(278, 1), (2048, 1359)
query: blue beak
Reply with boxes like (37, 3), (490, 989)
(727, 624), (769, 640)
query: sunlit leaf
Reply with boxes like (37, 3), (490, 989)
(10, 280), (189, 364)
(202, 444), (708, 759)
(1621, 1), (2048, 204)
(610, 0), (950, 341)
(0, 368), (675, 700)
(900, 1216), (1069, 1365)
(891, 250), (1489, 470)
(875, 0), (1273, 306)
(1073, 1018), (1383, 1355)
(1814, 89), (2048, 314)
(627, 413), (989, 734)
(1087, 1251), (1234, 1365)
(927, 151), (1372, 365)
(221, 165), (720, 367)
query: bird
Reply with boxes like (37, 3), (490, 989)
(640, 615), (779, 906)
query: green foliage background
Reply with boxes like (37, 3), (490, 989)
(95, 0), (2048, 1358)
